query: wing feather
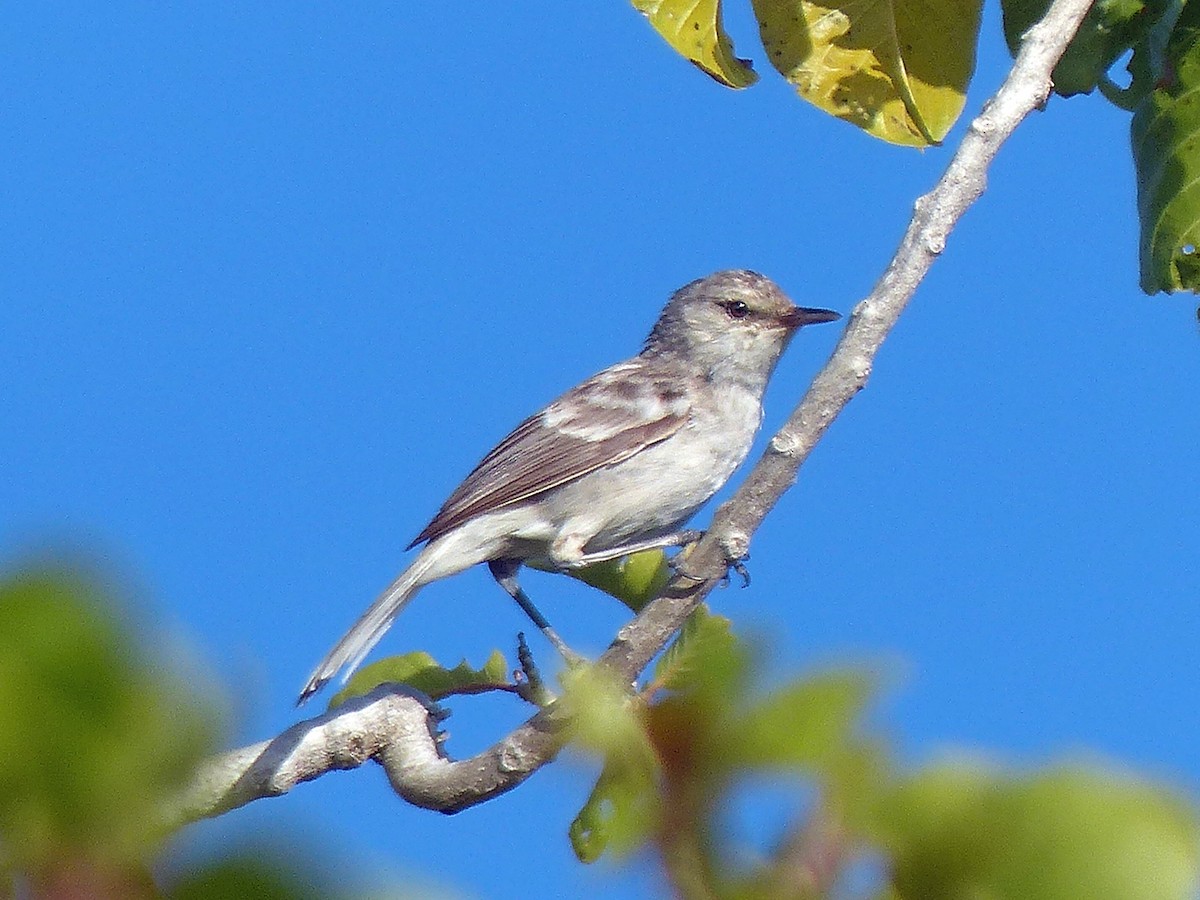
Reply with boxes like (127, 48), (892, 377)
(409, 359), (692, 546)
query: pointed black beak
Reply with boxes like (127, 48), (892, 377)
(780, 306), (842, 329)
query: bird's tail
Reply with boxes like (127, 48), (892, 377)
(298, 546), (444, 704)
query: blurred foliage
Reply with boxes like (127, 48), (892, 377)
(563, 657), (664, 861)
(0, 564), (389, 899)
(876, 762), (1200, 899)
(3, 562), (1196, 899)
(0, 568), (218, 879)
(165, 853), (336, 900)
(563, 607), (1200, 899)
(565, 607), (883, 888)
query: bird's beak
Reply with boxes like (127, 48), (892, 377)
(780, 306), (842, 329)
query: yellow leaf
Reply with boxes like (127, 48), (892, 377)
(753, 0), (983, 146)
(633, 0), (759, 88)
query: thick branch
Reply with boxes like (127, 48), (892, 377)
(166, 686), (560, 823)
(172, 0), (1095, 823)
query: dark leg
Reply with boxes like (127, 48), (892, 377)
(488, 558), (583, 663)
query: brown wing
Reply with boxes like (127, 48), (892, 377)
(409, 359), (692, 547)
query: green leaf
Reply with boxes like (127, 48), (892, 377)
(651, 606), (740, 693)
(564, 548), (672, 612)
(559, 664), (652, 758)
(569, 755), (661, 863)
(752, 0), (983, 146)
(632, 0), (759, 88)
(562, 663), (662, 862)
(328, 649), (509, 709)
(167, 852), (337, 900)
(733, 668), (889, 833)
(0, 567), (219, 868)
(1003, 0), (1149, 97)
(1120, 0), (1187, 108)
(875, 760), (1200, 899)
(1133, 2), (1200, 293)
(734, 669), (876, 769)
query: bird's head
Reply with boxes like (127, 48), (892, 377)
(645, 270), (840, 387)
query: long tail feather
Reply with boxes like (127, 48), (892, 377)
(297, 552), (439, 704)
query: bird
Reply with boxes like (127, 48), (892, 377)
(298, 270), (840, 702)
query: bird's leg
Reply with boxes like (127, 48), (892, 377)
(567, 529), (704, 567)
(487, 558), (584, 665)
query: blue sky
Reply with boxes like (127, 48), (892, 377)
(1, 4), (1196, 897)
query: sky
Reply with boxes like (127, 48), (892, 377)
(1, 4), (1197, 898)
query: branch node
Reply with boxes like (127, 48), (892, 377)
(848, 354), (873, 380)
(769, 430), (801, 455)
(970, 114), (997, 136)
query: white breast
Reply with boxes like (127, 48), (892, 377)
(540, 380), (764, 552)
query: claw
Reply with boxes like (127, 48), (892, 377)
(667, 552), (704, 585)
(720, 554), (751, 588)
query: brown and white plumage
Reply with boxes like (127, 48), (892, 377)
(410, 361), (691, 547)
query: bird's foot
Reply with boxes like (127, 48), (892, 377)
(717, 529), (751, 588)
(719, 553), (751, 589)
(664, 532), (753, 588)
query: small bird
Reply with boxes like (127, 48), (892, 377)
(299, 270), (839, 702)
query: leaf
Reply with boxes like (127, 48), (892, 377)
(559, 664), (652, 757)
(734, 669), (876, 769)
(569, 755), (661, 863)
(752, 0), (983, 146)
(651, 606), (741, 693)
(632, 0), (759, 88)
(564, 549), (672, 612)
(733, 668), (889, 832)
(562, 664), (662, 861)
(1120, 0), (1187, 108)
(167, 851), (338, 900)
(875, 759), (1200, 899)
(1002, 0), (1149, 97)
(328, 649), (509, 709)
(1132, 1), (1200, 293)
(0, 567), (219, 868)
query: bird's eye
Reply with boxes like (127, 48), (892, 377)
(723, 300), (750, 319)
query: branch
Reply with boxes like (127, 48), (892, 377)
(171, 0), (1095, 823)
(165, 685), (561, 824)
